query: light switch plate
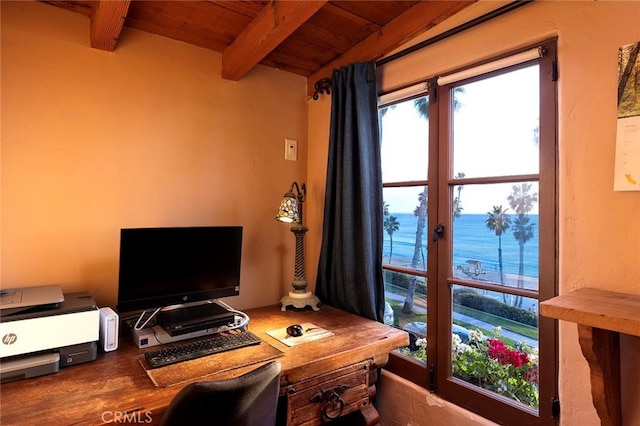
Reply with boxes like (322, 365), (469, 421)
(285, 139), (297, 161)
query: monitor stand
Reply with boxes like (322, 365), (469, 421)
(129, 321), (236, 349)
(157, 301), (236, 337)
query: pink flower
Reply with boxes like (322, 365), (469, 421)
(487, 339), (529, 368)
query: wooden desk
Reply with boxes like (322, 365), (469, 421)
(0, 304), (408, 425)
(540, 288), (640, 426)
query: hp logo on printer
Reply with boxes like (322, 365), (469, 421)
(2, 333), (17, 345)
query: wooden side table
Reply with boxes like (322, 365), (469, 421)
(540, 288), (640, 426)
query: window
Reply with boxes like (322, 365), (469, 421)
(379, 40), (558, 425)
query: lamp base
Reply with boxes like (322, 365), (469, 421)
(280, 291), (320, 312)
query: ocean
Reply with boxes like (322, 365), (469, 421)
(383, 213), (539, 278)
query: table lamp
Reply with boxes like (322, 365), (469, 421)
(275, 182), (320, 311)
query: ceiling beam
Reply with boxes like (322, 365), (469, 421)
(222, 0), (328, 81)
(90, 0), (131, 51)
(306, 1), (475, 98)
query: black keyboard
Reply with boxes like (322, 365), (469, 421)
(144, 330), (261, 369)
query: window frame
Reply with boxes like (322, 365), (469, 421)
(381, 39), (558, 425)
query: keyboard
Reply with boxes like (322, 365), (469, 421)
(144, 330), (261, 369)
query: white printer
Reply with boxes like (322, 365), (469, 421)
(0, 285), (100, 383)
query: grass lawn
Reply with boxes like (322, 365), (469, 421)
(388, 299), (424, 330)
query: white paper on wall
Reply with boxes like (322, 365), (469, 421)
(614, 116), (640, 191)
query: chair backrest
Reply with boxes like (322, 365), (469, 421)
(160, 360), (282, 426)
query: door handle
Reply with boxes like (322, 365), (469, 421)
(432, 224), (445, 242)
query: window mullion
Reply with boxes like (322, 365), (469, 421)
(426, 82), (441, 390)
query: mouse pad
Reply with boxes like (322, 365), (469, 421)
(265, 322), (333, 347)
(140, 339), (284, 388)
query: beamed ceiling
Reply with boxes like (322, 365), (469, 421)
(40, 1), (476, 97)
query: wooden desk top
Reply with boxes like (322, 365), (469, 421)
(0, 304), (408, 425)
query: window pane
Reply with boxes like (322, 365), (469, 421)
(380, 96), (429, 182)
(384, 270), (427, 361)
(383, 186), (428, 271)
(452, 66), (539, 179)
(452, 182), (539, 292)
(451, 284), (539, 409)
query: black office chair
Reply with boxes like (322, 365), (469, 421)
(160, 360), (282, 426)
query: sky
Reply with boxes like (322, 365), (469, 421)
(381, 65), (540, 214)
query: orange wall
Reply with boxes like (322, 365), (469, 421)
(3, 1), (640, 424)
(1, 1), (308, 311)
(307, 1), (640, 425)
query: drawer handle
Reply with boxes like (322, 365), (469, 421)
(311, 385), (348, 420)
(323, 391), (345, 419)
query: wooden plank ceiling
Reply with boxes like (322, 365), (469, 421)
(41, 1), (475, 97)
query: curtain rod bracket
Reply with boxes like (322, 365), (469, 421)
(312, 78), (332, 100)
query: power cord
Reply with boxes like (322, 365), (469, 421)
(135, 300), (250, 347)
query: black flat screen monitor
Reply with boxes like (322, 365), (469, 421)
(117, 226), (242, 314)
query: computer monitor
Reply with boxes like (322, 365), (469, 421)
(116, 226), (243, 315)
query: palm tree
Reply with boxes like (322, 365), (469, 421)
(384, 215), (400, 263)
(402, 87), (464, 313)
(453, 172), (466, 220)
(403, 186), (427, 313)
(508, 183), (538, 307)
(398, 90), (465, 313)
(486, 205), (511, 303)
(414, 87), (466, 119)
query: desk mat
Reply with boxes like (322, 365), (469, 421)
(139, 340), (284, 388)
(266, 322), (333, 347)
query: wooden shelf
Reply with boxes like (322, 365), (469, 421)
(540, 288), (640, 336)
(540, 288), (640, 426)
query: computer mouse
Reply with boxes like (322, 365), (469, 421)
(286, 324), (304, 337)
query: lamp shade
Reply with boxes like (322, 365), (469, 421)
(275, 192), (300, 223)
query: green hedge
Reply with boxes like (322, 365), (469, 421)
(384, 270), (427, 296)
(453, 288), (538, 327)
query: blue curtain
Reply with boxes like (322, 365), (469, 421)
(315, 62), (384, 322)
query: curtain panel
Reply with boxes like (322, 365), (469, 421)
(315, 62), (385, 322)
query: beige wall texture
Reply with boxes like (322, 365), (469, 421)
(306, 1), (640, 425)
(1, 1), (308, 311)
(377, 370), (498, 426)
